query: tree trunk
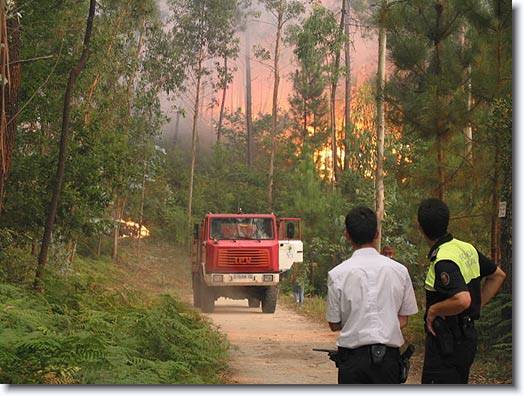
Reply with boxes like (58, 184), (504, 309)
(433, 0), (445, 201)
(490, 144), (500, 262)
(173, 110), (180, 147)
(137, 160), (147, 256)
(188, 53), (203, 248)
(245, 30), (254, 167)
(97, 235), (102, 257)
(329, 2), (345, 187)
(34, 0), (96, 290)
(68, 239), (77, 264)
(0, 6), (21, 214)
(217, 55), (227, 143)
(374, 2), (387, 252)
(459, 24), (473, 164)
(268, 14), (282, 210)
(111, 195), (125, 262)
(343, 0), (352, 172)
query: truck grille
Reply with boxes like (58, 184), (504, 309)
(217, 248), (270, 267)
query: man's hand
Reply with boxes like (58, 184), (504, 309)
(426, 291), (471, 336)
(329, 322), (342, 332)
(425, 307), (438, 336)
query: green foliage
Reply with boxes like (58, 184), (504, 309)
(476, 293), (512, 354)
(0, 257), (228, 384)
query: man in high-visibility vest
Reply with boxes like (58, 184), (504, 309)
(417, 198), (506, 384)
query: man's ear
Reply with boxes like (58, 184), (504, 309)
(344, 229), (352, 243)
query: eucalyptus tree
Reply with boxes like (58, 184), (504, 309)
(288, 4), (339, 160)
(257, 0), (303, 209)
(169, 0), (238, 244)
(34, 0), (97, 289)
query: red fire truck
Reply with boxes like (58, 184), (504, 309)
(191, 213), (303, 313)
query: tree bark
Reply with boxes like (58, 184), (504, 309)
(217, 55), (227, 143)
(137, 160), (147, 256)
(111, 195), (126, 262)
(245, 30), (253, 168)
(375, 1), (387, 252)
(34, 0), (96, 290)
(329, 2), (345, 187)
(268, 13), (282, 210)
(343, 0), (352, 172)
(188, 53), (203, 248)
(173, 110), (180, 147)
(0, 7), (21, 214)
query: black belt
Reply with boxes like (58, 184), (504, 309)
(338, 344), (400, 358)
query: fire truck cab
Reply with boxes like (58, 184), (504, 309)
(191, 213), (303, 313)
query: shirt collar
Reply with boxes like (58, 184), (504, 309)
(427, 233), (453, 259)
(351, 247), (379, 258)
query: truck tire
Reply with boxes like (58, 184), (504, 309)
(248, 297), (260, 308)
(192, 273), (201, 308)
(261, 286), (278, 313)
(200, 282), (215, 313)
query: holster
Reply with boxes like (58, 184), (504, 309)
(399, 344), (415, 384)
(370, 344), (387, 365)
(432, 317), (454, 356)
(328, 350), (340, 368)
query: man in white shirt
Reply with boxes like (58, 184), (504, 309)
(326, 206), (418, 384)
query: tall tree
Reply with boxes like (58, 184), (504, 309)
(385, 0), (476, 199)
(0, 2), (21, 213)
(328, 0), (346, 187)
(35, 0), (96, 290)
(288, 4), (337, 160)
(343, 0), (352, 172)
(374, 0), (387, 251)
(170, 0), (238, 243)
(245, 28), (254, 167)
(259, 0), (303, 209)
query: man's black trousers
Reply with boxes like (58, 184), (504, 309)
(421, 329), (477, 384)
(337, 345), (401, 384)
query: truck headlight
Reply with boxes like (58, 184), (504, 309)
(212, 274), (224, 282)
(263, 275), (273, 282)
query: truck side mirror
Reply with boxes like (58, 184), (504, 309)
(193, 223), (200, 239)
(286, 222), (295, 239)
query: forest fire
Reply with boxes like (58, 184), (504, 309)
(118, 219), (150, 239)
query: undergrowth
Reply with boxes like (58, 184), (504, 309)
(0, 255), (228, 384)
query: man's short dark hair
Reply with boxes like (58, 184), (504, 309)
(345, 206), (377, 245)
(417, 198), (450, 240)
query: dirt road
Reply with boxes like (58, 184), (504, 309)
(205, 298), (339, 384)
(121, 241), (424, 385)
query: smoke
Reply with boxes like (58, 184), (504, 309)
(157, 0), (378, 150)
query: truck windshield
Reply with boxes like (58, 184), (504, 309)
(210, 218), (274, 240)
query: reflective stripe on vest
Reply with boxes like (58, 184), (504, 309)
(425, 239), (480, 291)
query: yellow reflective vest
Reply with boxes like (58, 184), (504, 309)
(425, 238), (480, 291)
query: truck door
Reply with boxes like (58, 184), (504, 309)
(277, 218), (303, 272)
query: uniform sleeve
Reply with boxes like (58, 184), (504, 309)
(477, 249), (498, 277)
(398, 270), (418, 316)
(433, 260), (468, 297)
(325, 272), (341, 323)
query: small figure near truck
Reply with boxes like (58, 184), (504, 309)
(191, 213), (303, 313)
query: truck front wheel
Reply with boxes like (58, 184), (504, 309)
(261, 286), (278, 313)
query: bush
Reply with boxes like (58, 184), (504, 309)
(0, 256), (228, 384)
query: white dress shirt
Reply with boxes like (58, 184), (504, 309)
(326, 247), (418, 348)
